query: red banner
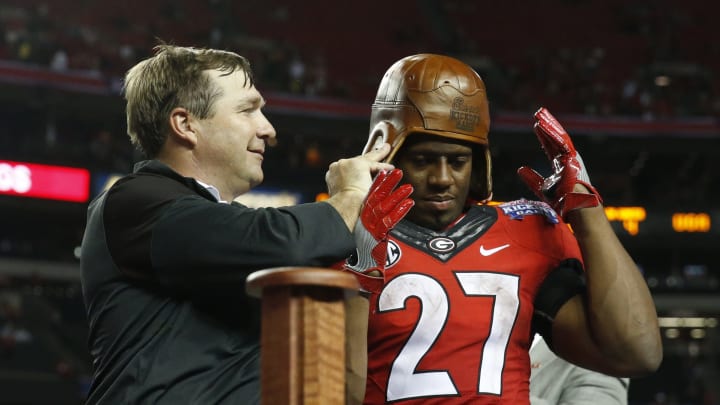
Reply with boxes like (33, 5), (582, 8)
(0, 160), (90, 202)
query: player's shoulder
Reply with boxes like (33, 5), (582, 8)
(486, 199), (576, 250)
(469, 200), (582, 276)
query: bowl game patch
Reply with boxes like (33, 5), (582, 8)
(499, 199), (559, 224)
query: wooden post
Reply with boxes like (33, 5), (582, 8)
(246, 267), (360, 405)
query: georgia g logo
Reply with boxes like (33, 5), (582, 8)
(428, 237), (455, 253)
(385, 240), (401, 269)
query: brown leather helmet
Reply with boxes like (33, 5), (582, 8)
(363, 53), (493, 202)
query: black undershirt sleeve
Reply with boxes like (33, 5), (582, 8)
(531, 259), (586, 350)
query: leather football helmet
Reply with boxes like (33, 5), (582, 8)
(363, 53), (493, 202)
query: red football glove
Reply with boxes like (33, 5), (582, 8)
(345, 169), (414, 292)
(517, 107), (603, 220)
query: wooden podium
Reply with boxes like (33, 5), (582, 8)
(246, 267), (360, 405)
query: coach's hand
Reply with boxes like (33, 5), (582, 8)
(517, 107), (602, 220)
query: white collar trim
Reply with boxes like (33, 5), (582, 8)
(196, 180), (229, 204)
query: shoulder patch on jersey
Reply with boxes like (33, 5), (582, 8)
(385, 239), (401, 269)
(499, 199), (559, 224)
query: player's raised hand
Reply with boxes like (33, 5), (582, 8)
(345, 169), (414, 292)
(517, 107), (602, 219)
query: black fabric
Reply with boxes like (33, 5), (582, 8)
(531, 259), (586, 349)
(80, 160), (355, 404)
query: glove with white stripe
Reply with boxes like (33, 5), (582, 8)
(517, 107), (602, 220)
(345, 169), (414, 293)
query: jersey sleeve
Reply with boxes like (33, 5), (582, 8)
(531, 260), (586, 347)
(496, 200), (587, 348)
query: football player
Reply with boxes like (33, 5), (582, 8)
(354, 54), (661, 404)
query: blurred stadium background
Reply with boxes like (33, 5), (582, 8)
(0, 0), (718, 403)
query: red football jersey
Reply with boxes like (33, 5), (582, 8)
(364, 200), (583, 405)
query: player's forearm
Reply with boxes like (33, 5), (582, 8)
(567, 205), (662, 374)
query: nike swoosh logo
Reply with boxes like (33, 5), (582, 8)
(479, 244), (510, 256)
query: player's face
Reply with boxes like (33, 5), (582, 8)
(194, 69), (276, 199)
(394, 135), (473, 231)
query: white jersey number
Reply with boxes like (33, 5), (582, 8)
(378, 272), (520, 401)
